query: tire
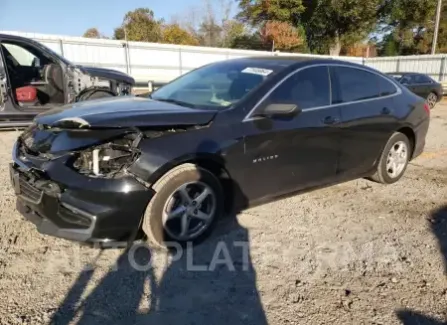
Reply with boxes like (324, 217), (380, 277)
(370, 132), (411, 184)
(426, 92), (438, 109)
(142, 163), (224, 249)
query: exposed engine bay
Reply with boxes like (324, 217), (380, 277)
(18, 124), (195, 180)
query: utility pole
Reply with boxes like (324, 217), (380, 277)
(432, 0), (443, 55)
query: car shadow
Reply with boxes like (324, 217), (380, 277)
(395, 205), (447, 325)
(50, 140), (267, 325)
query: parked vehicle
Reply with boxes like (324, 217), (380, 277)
(0, 33), (135, 128)
(10, 57), (430, 248)
(387, 72), (443, 109)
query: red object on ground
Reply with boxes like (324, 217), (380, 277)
(16, 86), (37, 102)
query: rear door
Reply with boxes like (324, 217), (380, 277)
(330, 65), (401, 177)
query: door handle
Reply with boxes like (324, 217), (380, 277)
(381, 107), (392, 115)
(322, 116), (340, 125)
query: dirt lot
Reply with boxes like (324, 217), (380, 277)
(0, 105), (446, 325)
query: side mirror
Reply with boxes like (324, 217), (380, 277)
(254, 103), (301, 119)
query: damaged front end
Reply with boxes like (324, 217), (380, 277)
(10, 120), (206, 244)
(71, 134), (141, 178)
(11, 124), (150, 244)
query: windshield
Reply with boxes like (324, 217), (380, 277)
(151, 60), (280, 109)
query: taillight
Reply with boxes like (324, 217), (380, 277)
(424, 103), (430, 115)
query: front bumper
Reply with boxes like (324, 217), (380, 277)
(10, 142), (155, 244)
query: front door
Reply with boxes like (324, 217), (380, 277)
(242, 66), (341, 201)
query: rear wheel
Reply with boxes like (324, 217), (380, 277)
(370, 132), (411, 184)
(426, 92), (438, 109)
(142, 163), (224, 249)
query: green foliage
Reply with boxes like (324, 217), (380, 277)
(236, 0), (380, 54)
(378, 0), (437, 55)
(220, 20), (247, 48)
(162, 24), (199, 45)
(198, 21), (223, 47)
(83, 28), (101, 39)
(237, 0), (305, 25)
(83, 28), (107, 39)
(85, 1), (447, 55)
(114, 8), (164, 42)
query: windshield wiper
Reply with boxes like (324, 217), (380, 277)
(153, 98), (197, 108)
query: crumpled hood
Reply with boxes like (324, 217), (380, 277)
(35, 96), (218, 129)
(79, 66), (135, 85)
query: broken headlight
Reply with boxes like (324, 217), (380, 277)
(72, 138), (139, 177)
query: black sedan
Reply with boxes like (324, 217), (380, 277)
(388, 72), (443, 109)
(10, 57), (430, 248)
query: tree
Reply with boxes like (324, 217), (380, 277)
(83, 28), (105, 39)
(114, 8), (163, 42)
(301, 0), (380, 55)
(237, 0), (305, 26)
(236, 0), (380, 55)
(220, 20), (247, 48)
(113, 27), (125, 40)
(162, 24), (199, 45)
(378, 0), (438, 55)
(260, 21), (304, 51)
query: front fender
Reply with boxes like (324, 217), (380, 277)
(127, 128), (243, 185)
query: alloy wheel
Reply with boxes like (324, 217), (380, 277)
(386, 141), (408, 179)
(427, 93), (437, 109)
(162, 181), (216, 241)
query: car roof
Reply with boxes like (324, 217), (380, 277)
(0, 33), (37, 42)
(227, 56), (372, 71)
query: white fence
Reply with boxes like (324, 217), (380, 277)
(2, 31), (447, 84)
(365, 55), (447, 81)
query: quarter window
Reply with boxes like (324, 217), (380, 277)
(262, 66), (330, 110)
(377, 76), (398, 96)
(333, 67), (397, 103)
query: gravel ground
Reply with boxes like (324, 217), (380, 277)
(0, 104), (446, 325)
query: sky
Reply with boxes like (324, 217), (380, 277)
(0, 0), (221, 37)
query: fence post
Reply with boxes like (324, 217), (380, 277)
(123, 42), (130, 75)
(396, 58), (400, 73)
(179, 47), (183, 75)
(439, 56), (446, 82)
(59, 39), (64, 57)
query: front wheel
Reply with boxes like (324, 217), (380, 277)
(426, 92), (438, 109)
(142, 163), (224, 249)
(370, 132), (411, 184)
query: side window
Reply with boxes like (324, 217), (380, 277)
(377, 76), (398, 96)
(264, 66), (330, 110)
(333, 67), (380, 103)
(2, 43), (37, 66)
(400, 75), (413, 85)
(333, 67), (396, 103)
(414, 74), (433, 84)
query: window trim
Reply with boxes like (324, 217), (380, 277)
(243, 63), (402, 122)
